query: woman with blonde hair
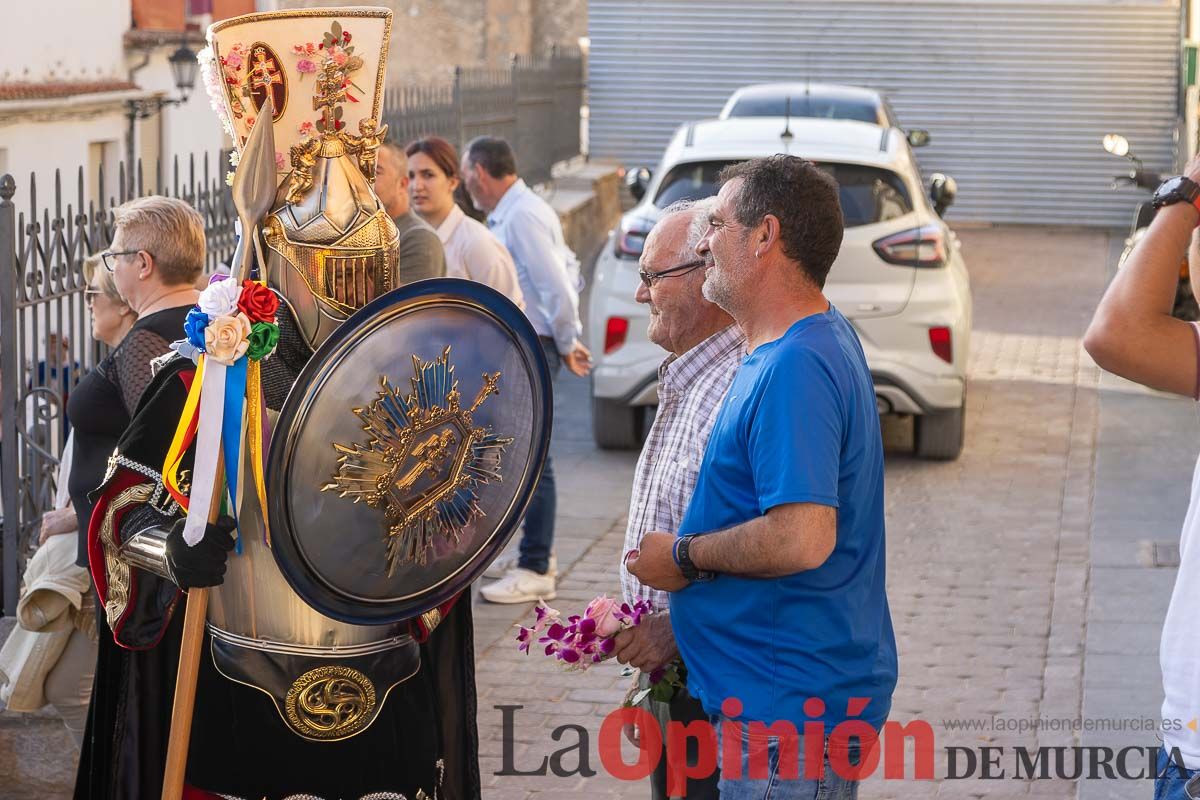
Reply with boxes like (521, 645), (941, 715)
(3, 253), (139, 746)
(407, 136), (524, 306)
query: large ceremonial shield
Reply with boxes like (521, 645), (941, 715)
(268, 278), (552, 623)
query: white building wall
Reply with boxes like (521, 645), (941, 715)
(4, 0), (129, 81)
(0, 108), (129, 210)
(1, 0), (228, 205)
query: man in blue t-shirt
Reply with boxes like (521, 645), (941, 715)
(627, 155), (896, 799)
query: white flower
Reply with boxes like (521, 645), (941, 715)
(198, 46), (235, 140)
(198, 277), (242, 319)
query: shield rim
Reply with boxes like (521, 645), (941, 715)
(268, 277), (553, 624)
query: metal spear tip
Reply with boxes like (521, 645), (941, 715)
(231, 95), (280, 282)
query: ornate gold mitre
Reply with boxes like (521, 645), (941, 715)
(204, 7), (398, 349)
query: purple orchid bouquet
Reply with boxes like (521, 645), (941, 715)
(515, 595), (683, 704)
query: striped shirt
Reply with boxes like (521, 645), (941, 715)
(620, 324), (746, 610)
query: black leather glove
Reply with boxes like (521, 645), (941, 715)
(164, 515), (236, 589)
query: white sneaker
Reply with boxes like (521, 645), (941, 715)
(483, 552), (557, 580)
(480, 567), (557, 604)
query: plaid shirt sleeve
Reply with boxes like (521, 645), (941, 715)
(619, 325), (746, 610)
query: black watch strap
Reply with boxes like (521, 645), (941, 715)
(675, 535), (715, 583)
(1152, 175), (1200, 211)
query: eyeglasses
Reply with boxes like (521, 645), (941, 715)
(101, 250), (141, 272)
(84, 288), (102, 306)
(638, 258), (707, 288)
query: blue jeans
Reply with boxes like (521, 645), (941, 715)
(518, 338), (561, 574)
(1156, 746), (1199, 800)
(716, 717), (863, 800)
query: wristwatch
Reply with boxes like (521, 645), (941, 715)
(1151, 175), (1200, 216)
(673, 535), (715, 583)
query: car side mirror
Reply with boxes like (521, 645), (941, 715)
(625, 166), (652, 202)
(930, 173), (957, 216)
(907, 129), (931, 148)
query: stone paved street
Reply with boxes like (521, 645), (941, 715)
(7, 224), (1197, 799)
(472, 225), (1125, 800)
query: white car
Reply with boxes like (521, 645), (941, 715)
(587, 110), (972, 459)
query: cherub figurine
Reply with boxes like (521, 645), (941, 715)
(286, 135), (322, 204)
(352, 118), (388, 182)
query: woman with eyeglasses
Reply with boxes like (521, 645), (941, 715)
(62, 252), (139, 542)
(7, 252), (136, 748)
(406, 136), (525, 306)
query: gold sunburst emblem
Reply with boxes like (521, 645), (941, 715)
(321, 346), (513, 575)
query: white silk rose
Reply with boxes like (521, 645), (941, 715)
(198, 276), (242, 319)
(204, 313), (252, 365)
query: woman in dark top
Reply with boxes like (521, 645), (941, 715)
(66, 299), (193, 565)
(64, 256), (137, 564)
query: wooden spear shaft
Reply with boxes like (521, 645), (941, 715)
(160, 451), (224, 800)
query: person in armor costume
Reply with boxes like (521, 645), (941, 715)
(77, 303), (479, 800)
(75, 8), (518, 799)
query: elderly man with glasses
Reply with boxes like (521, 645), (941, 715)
(613, 198), (743, 800)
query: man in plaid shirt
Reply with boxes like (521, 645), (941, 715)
(613, 199), (744, 799)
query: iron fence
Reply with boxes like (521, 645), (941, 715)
(382, 47), (584, 185)
(0, 155), (238, 613)
(0, 49), (584, 613)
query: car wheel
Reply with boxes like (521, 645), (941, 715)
(914, 403), (965, 461)
(592, 396), (644, 450)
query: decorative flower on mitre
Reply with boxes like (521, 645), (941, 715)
(197, 46), (235, 141)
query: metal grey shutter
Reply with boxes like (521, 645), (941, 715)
(589, 0), (1180, 226)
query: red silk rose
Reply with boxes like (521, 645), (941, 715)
(237, 280), (279, 323)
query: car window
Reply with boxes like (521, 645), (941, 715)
(653, 160), (912, 227)
(726, 95), (882, 125)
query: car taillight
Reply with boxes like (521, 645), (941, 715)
(929, 326), (952, 364)
(604, 317), (629, 354)
(614, 219), (652, 259)
(872, 224), (947, 268)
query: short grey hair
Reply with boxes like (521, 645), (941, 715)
(379, 141), (408, 170)
(659, 197), (717, 262)
(112, 196), (205, 286)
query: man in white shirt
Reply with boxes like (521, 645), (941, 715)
(461, 136), (590, 603)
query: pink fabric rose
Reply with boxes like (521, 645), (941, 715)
(296, 58), (317, 74)
(585, 595), (623, 637)
(327, 46), (349, 66)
